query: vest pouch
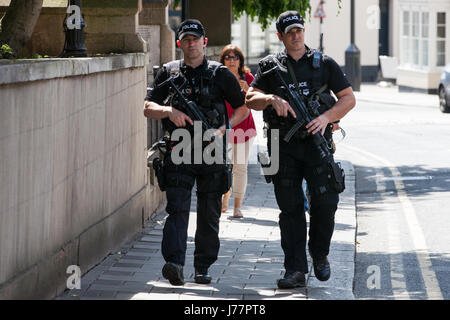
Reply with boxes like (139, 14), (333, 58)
(317, 93), (337, 114)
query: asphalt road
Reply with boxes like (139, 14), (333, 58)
(334, 100), (450, 300)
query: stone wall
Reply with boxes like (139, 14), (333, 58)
(0, 0), (146, 57)
(0, 53), (165, 299)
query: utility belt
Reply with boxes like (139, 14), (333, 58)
(257, 154), (345, 195)
(153, 150), (232, 195)
(151, 134), (232, 195)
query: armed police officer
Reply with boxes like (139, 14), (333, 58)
(246, 11), (356, 289)
(143, 19), (249, 286)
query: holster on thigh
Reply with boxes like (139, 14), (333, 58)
(197, 167), (230, 196)
(305, 162), (338, 197)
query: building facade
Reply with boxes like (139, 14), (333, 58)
(393, 0), (449, 93)
(231, 0), (381, 82)
(231, 0), (449, 93)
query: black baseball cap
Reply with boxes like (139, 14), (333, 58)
(177, 19), (206, 40)
(276, 11), (305, 34)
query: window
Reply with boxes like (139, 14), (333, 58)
(421, 12), (429, 66)
(412, 11), (419, 65)
(437, 12), (446, 66)
(401, 11), (411, 64)
(400, 10), (430, 68)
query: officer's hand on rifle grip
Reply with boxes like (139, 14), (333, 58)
(169, 107), (194, 127)
(270, 95), (297, 119)
(306, 114), (330, 136)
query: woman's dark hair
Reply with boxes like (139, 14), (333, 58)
(219, 44), (251, 79)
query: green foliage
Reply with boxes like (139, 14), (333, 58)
(173, 0), (181, 9)
(31, 53), (49, 59)
(172, 1), (342, 31)
(232, 0), (311, 30)
(0, 43), (15, 59)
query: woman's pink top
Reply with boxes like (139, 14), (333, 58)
(226, 72), (257, 143)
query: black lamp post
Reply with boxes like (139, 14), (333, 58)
(345, 0), (360, 91)
(319, 0), (325, 53)
(61, 0), (87, 57)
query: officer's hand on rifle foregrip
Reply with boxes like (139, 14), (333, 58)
(168, 106), (194, 127)
(306, 113), (330, 136)
(270, 95), (297, 119)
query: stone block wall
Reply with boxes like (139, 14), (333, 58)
(0, 0), (146, 57)
(0, 53), (165, 299)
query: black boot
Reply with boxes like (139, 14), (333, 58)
(162, 262), (185, 286)
(194, 269), (212, 284)
(313, 256), (331, 281)
(277, 271), (306, 289)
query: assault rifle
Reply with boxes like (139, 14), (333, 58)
(157, 73), (215, 136)
(262, 58), (333, 159)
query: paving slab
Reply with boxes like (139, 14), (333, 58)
(57, 152), (356, 300)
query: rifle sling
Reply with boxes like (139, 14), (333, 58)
(285, 59), (299, 93)
(286, 58), (327, 96)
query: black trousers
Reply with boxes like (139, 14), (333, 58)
(272, 138), (339, 274)
(161, 156), (226, 272)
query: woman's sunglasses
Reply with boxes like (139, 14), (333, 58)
(224, 55), (239, 61)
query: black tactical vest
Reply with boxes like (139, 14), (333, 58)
(161, 59), (226, 134)
(259, 50), (337, 138)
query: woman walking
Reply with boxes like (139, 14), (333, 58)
(219, 44), (257, 218)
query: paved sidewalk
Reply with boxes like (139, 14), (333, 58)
(57, 158), (355, 300)
(57, 108), (356, 301)
(355, 83), (439, 108)
(54, 81), (439, 301)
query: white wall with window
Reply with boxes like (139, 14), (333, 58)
(396, 0), (449, 92)
(400, 11), (429, 68)
(231, 0), (380, 75)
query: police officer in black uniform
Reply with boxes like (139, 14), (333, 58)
(144, 19), (248, 286)
(246, 11), (356, 289)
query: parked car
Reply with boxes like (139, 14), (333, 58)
(439, 63), (450, 113)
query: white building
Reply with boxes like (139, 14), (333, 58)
(232, 0), (449, 93)
(393, 0), (449, 93)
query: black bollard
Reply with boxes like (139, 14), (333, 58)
(60, 0), (87, 57)
(345, 0), (360, 91)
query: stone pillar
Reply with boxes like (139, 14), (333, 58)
(138, 0), (175, 148)
(83, 0), (146, 54)
(139, 0), (175, 83)
(188, 0), (232, 61)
